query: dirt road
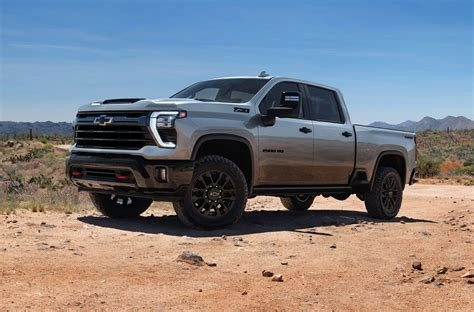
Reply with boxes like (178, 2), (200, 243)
(1, 184), (473, 311)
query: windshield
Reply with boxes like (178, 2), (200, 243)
(171, 78), (270, 103)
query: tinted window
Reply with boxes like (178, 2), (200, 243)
(194, 88), (219, 101)
(171, 78), (269, 103)
(259, 82), (301, 116)
(307, 85), (342, 123)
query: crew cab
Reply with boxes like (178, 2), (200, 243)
(66, 73), (417, 229)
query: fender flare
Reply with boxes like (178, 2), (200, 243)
(370, 150), (407, 190)
(191, 134), (255, 190)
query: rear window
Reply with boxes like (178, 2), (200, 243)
(171, 78), (270, 103)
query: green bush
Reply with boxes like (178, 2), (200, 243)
(4, 146), (53, 164)
(416, 157), (441, 178)
(454, 165), (474, 176)
(28, 174), (55, 189)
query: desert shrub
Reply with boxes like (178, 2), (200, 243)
(28, 174), (55, 189)
(27, 200), (45, 212)
(6, 176), (25, 194)
(416, 157), (441, 178)
(39, 136), (49, 144)
(4, 145), (54, 164)
(464, 158), (473, 167)
(453, 165), (474, 176)
(439, 160), (463, 173)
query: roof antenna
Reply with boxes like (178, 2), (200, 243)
(258, 71), (269, 77)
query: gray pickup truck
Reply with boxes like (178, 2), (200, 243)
(66, 73), (417, 229)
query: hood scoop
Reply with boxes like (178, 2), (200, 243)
(99, 98), (146, 104)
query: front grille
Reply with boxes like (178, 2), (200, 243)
(74, 112), (155, 150)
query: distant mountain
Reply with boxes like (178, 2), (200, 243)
(369, 116), (474, 132)
(0, 121), (73, 137)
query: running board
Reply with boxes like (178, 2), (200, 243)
(252, 186), (353, 196)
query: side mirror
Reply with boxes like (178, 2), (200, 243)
(280, 91), (301, 110)
(266, 91), (301, 118)
(261, 91), (301, 126)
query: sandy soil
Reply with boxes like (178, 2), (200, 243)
(1, 184), (473, 311)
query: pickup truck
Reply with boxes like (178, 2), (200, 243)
(66, 73), (417, 229)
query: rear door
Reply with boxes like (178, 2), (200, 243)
(303, 84), (355, 185)
(257, 81), (315, 185)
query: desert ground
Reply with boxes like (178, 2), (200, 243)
(1, 183), (473, 311)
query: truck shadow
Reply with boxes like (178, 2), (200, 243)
(77, 209), (435, 238)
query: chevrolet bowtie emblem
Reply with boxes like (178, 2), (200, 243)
(94, 115), (113, 126)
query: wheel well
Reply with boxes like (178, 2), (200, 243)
(376, 154), (406, 187)
(194, 139), (252, 188)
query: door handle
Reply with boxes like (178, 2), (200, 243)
(342, 131), (353, 137)
(299, 127), (312, 134)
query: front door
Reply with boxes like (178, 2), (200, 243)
(257, 82), (315, 185)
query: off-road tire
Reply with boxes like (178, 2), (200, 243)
(89, 193), (152, 218)
(173, 155), (248, 229)
(364, 166), (403, 219)
(280, 195), (316, 211)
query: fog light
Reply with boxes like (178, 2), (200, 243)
(157, 167), (167, 183)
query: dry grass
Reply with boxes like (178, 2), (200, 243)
(0, 139), (93, 214)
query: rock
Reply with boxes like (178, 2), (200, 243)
(400, 220), (405, 224)
(40, 222), (56, 229)
(198, 289), (202, 293)
(460, 272), (474, 278)
(176, 251), (204, 266)
(262, 270), (274, 277)
(329, 243), (337, 249)
(206, 262), (217, 267)
(450, 265), (465, 272)
(241, 290), (248, 295)
(221, 235), (227, 240)
(467, 280), (474, 285)
(418, 276), (435, 284)
(412, 261), (423, 271)
(233, 237), (243, 242)
(271, 274), (283, 282)
(418, 231), (431, 236)
(436, 266), (448, 274)
(281, 261), (288, 265)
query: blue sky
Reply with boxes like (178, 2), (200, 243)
(0, 0), (472, 123)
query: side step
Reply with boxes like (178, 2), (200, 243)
(252, 186), (352, 197)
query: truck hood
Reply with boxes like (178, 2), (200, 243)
(77, 98), (245, 113)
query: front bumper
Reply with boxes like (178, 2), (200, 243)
(66, 153), (194, 201)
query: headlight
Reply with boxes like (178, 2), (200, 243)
(149, 111), (186, 148)
(156, 115), (177, 128)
